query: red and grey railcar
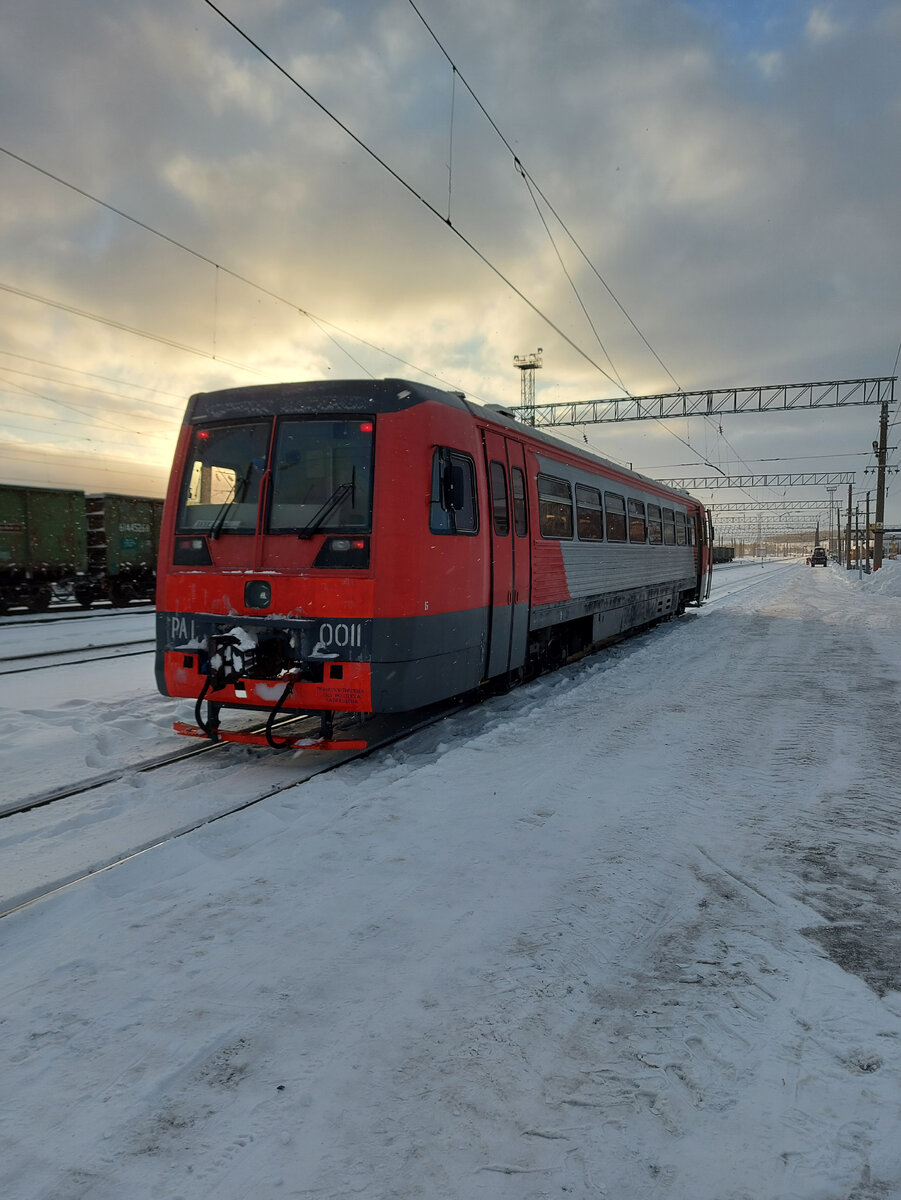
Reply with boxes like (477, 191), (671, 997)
(155, 379), (713, 748)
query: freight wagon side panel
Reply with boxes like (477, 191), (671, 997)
(27, 487), (87, 572)
(0, 486), (29, 570)
(110, 495), (158, 574)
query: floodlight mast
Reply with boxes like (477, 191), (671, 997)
(514, 349), (543, 426)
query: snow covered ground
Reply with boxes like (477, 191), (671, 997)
(1, 560), (900, 1200)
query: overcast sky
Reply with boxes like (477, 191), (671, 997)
(1, 0), (899, 530)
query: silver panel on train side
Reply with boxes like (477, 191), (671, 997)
(535, 454), (697, 600)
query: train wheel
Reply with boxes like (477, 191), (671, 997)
(544, 632), (568, 671)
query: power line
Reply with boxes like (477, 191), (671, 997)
(643, 451), (875, 469)
(0, 376), (174, 437)
(0, 349), (187, 400)
(0, 280), (267, 377)
(199, 0), (628, 390)
(0, 364), (184, 415)
(404, 0), (682, 394)
(0, 145), (489, 399)
(516, 165), (627, 392)
(0, 444), (168, 484)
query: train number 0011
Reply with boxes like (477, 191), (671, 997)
(316, 621), (363, 649)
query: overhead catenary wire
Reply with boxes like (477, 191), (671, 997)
(199, 0), (629, 395)
(0, 376), (175, 438)
(0, 348), (187, 401)
(3, 59), (728, 485)
(516, 163), (627, 394)
(0, 280), (266, 378)
(0, 364), (185, 416)
(404, 0), (684, 396)
(0, 144), (482, 400)
(199, 1), (751, 485)
(401, 0), (772, 495)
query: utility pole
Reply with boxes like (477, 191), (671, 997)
(855, 503), (861, 577)
(872, 399), (889, 570)
(513, 349), (543, 426)
(846, 484), (853, 570)
(866, 491), (871, 573)
(826, 485), (837, 557)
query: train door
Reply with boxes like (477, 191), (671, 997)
(693, 507), (714, 602)
(507, 442), (531, 671)
(481, 431), (531, 678)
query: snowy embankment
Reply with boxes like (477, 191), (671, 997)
(1, 561), (900, 1200)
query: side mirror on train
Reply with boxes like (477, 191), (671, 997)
(443, 462), (466, 512)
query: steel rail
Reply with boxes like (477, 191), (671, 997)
(0, 642), (156, 677)
(0, 705), (459, 921)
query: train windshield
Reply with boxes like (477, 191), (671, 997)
(269, 418), (374, 534)
(176, 421), (270, 535)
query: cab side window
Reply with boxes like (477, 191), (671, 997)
(489, 461), (510, 536)
(511, 467), (528, 537)
(430, 448), (478, 535)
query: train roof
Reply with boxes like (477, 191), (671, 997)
(467, 399), (695, 502)
(185, 378), (467, 423)
(185, 378), (696, 505)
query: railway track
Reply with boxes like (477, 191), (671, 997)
(0, 607), (157, 674)
(0, 603), (154, 628)
(0, 702), (461, 922)
(706, 561), (797, 606)
(2, 566), (787, 923)
(0, 639), (156, 676)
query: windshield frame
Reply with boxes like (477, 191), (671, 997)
(174, 418), (271, 537)
(266, 416), (376, 537)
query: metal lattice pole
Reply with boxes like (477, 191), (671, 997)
(513, 349), (543, 425)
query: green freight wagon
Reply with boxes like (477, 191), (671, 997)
(0, 484), (88, 612)
(85, 494), (165, 606)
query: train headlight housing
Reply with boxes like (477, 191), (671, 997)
(312, 537), (370, 568)
(244, 580), (272, 608)
(173, 535), (212, 565)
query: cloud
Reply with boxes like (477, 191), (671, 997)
(0, 0), (898, 513)
(805, 5), (843, 43)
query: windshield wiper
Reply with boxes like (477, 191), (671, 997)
(297, 471), (356, 540)
(209, 467), (252, 540)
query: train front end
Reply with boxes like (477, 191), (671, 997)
(155, 381), (387, 750)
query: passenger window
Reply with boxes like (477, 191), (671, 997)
(628, 498), (647, 543)
(490, 461), (510, 536)
(663, 508), (676, 545)
(647, 503), (663, 545)
(538, 474), (573, 539)
(429, 448), (478, 535)
(675, 511), (687, 546)
(511, 467), (528, 537)
(575, 484), (603, 541)
(688, 518), (696, 546)
(604, 492), (627, 542)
